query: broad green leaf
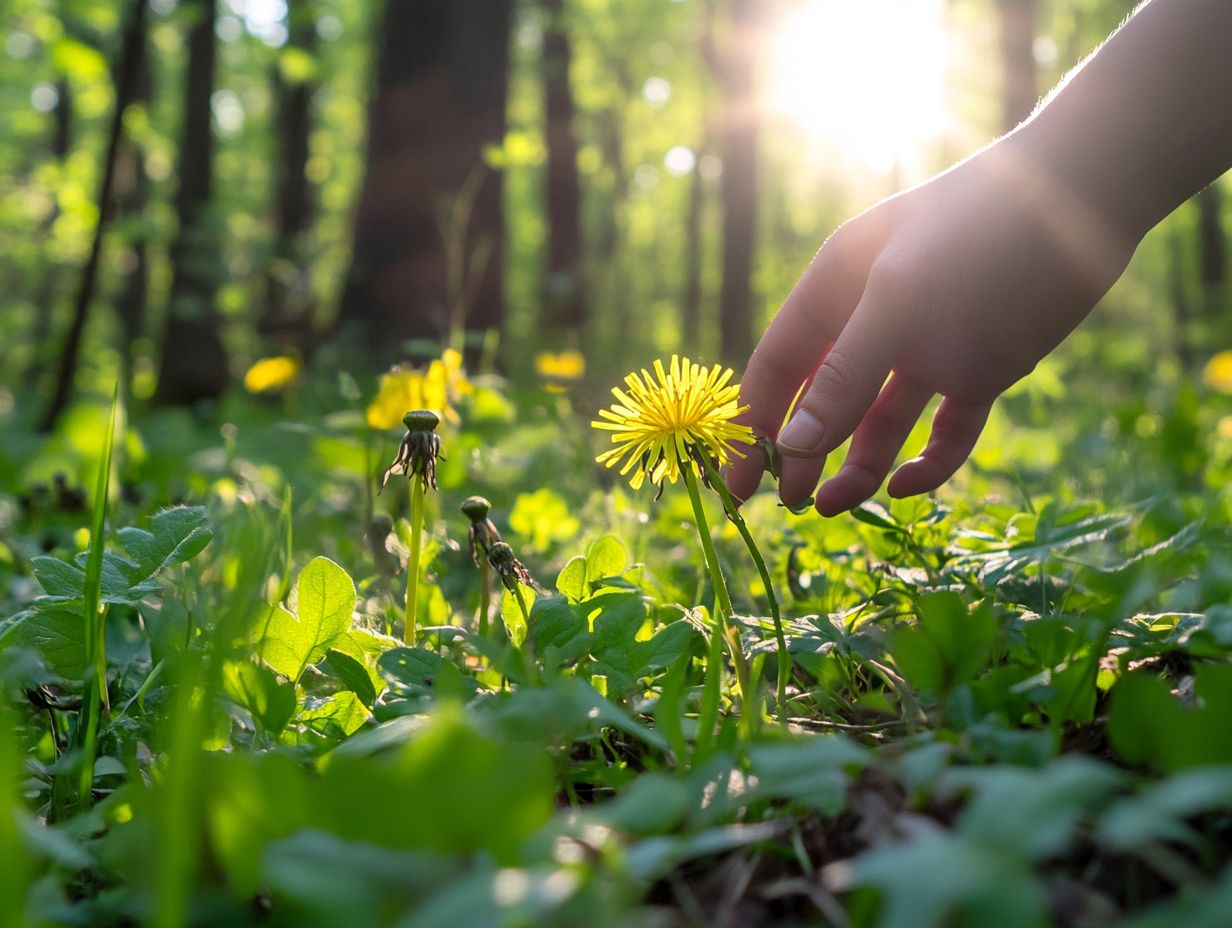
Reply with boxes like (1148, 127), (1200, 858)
(115, 506), (212, 581)
(320, 703), (554, 862)
(258, 557), (356, 681)
(584, 535), (627, 587)
(223, 660), (296, 736)
(745, 737), (869, 815)
(556, 555), (587, 602)
(500, 584), (534, 647)
(11, 610), (86, 680)
(31, 556), (87, 602)
(378, 648), (443, 691)
(298, 691), (369, 738)
(325, 649), (377, 707)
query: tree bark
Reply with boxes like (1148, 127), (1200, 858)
(339, 0), (512, 362)
(154, 0), (228, 406)
(38, 0), (149, 432)
(541, 0), (585, 342)
(1196, 183), (1227, 321)
(263, 0), (318, 356)
(998, 0), (1038, 132)
(713, 0), (760, 367)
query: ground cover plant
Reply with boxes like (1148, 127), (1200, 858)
(3, 346), (1232, 928)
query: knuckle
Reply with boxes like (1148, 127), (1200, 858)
(812, 350), (859, 402)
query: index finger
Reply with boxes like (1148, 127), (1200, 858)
(726, 237), (871, 500)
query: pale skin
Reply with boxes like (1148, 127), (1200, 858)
(726, 0), (1232, 515)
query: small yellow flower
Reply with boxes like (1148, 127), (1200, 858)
(366, 351), (473, 429)
(243, 356), (301, 393)
(535, 349), (586, 392)
(1204, 351), (1232, 394)
(592, 355), (754, 490)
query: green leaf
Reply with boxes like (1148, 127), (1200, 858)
(258, 557), (356, 681)
(298, 691), (369, 738)
(223, 659), (296, 736)
(891, 592), (999, 697)
(556, 555), (587, 602)
(1098, 768), (1232, 850)
(745, 737), (869, 815)
(500, 585), (532, 647)
(31, 556), (87, 602)
(11, 610), (87, 680)
(325, 649), (377, 707)
(584, 535), (628, 587)
(529, 595), (591, 668)
(508, 488), (579, 552)
(115, 506), (212, 582)
(377, 648), (443, 692)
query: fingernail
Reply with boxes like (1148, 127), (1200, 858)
(777, 410), (826, 456)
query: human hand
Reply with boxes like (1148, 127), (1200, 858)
(726, 135), (1141, 515)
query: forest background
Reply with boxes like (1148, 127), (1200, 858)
(4, 0), (1224, 446)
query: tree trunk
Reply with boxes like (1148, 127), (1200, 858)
(680, 148), (707, 352)
(263, 0), (317, 356)
(541, 0), (585, 343)
(155, 0), (228, 406)
(38, 0), (149, 431)
(1196, 183), (1227, 322)
(113, 21), (152, 394)
(339, 0), (512, 363)
(714, 0), (760, 368)
(998, 0), (1038, 132)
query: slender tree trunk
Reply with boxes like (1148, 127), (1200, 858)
(714, 0), (760, 367)
(24, 78), (73, 388)
(113, 22), (152, 394)
(680, 147), (707, 352)
(263, 0), (317, 356)
(998, 0), (1038, 131)
(39, 0), (149, 432)
(339, 0), (512, 362)
(1196, 183), (1227, 322)
(154, 0), (228, 405)
(541, 0), (585, 342)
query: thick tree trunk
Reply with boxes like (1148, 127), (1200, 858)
(155, 0), (228, 405)
(714, 0), (760, 367)
(541, 0), (585, 342)
(340, 0), (512, 362)
(263, 0), (317, 355)
(998, 0), (1038, 132)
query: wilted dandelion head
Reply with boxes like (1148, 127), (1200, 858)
(380, 409), (442, 492)
(592, 356), (754, 491)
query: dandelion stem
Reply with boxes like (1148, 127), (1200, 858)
(682, 464), (750, 704)
(697, 452), (790, 727)
(478, 558), (491, 636)
(405, 472), (426, 645)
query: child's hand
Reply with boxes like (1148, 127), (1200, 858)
(726, 136), (1139, 515)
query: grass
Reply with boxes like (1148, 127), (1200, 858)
(2, 355), (1232, 927)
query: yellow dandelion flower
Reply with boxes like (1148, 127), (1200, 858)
(1204, 351), (1232, 394)
(440, 347), (475, 397)
(366, 367), (427, 429)
(535, 349), (586, 393)
(592, 355), (755, 490)
(243, 356), (301, 393)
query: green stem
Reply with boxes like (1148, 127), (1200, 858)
(697, 453), (790, 727)
(682, 465), (750, 704)
(405, 473), (426, 646)
(478, 558), (491, 636)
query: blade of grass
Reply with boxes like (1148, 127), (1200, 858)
(74, 383), (121, 808)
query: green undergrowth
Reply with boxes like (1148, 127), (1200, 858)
(3, 372), (1232, 928)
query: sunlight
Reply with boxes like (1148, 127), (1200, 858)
(765, 0), (953, 175)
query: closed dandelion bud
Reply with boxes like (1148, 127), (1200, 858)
(380, 408), (443, 492)
(487, 541), (533, 593)
(461, 496), (502, 566)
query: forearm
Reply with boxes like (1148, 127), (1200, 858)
(1015, 0), (1232, 239)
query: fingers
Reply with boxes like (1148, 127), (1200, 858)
(725, 229), (876, 503)
(775, 295), (897, 461)
(887, 397), (992, 498)
(814, 374), (933, 516)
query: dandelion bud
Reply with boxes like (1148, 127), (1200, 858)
(462, 496), (502, 566)
(487, 541), (534, 593)
(380, 408), (443, 492)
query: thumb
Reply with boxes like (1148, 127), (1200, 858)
(776, 304), (895, 458)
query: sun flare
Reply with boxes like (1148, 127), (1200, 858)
(765, 0), (953, 174)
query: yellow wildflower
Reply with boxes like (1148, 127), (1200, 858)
(592, 355), (754, 491)
(1204, 351), (1232, 394)
(366, 350), (473, 429)
(243, 356), (300, 393)
(535, 350), (586, 392)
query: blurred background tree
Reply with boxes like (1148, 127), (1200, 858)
(0, 0), (1225, 432)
